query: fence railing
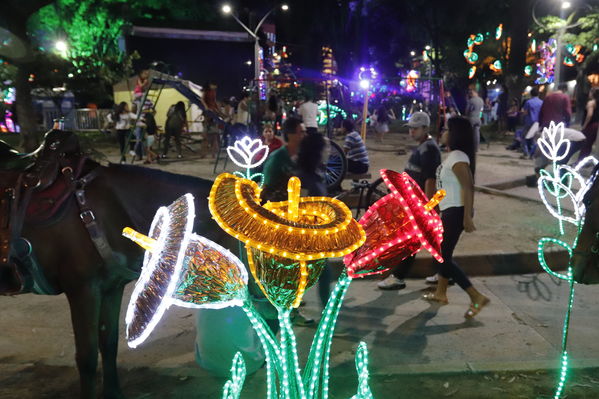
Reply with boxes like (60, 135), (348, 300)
(42, 108), (112, 131)
(73, 108), (112, 131)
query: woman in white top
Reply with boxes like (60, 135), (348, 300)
(108, 102), (136, 162)
(423, 116), (490, 318)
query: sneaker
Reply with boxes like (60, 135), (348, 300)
(291, 311), (315, 327)
(425, 274), (455, 285)
(129, 150), (136, 156)
(177, 154), (183, 159)
(377, 275), (406, 290)
(425, 274), (439, 284)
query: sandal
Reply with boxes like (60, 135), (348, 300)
(465, 296), (490, 319)
(422, 292), (449, 305)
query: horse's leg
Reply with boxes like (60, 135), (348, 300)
(66, 287), (101, 399)
(98, 284), (125, 399)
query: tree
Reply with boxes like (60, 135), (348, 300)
(2, 0), (55, 151)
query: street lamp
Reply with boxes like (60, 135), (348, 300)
(358, 66), (377, 140)
(561, 1), (571, 9)
(55, 40), (67, 53)
(221, 3), (289, 85)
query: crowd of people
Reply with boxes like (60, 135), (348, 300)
(103, 69), (599, 323)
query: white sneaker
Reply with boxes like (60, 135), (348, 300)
(129, 150), (136, 156)
(425, 273), (455, 285)
(377, 275), (406, 290)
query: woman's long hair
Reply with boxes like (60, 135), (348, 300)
(376, 105), (389, 123)
(447, 116), (476, 177)
(115, 101), (128, 123)
(297, 133), (326, 175)
(174, 101), (186, 122)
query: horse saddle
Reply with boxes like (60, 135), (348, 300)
(0, 130), (82, 294)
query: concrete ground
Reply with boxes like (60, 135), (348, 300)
(1, 129), (598, 398)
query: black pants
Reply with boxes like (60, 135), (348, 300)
(163, 128), (182, 156)
(393, 254), (416, 279)
(117, 129), (130, 155)
(434, 206), (472, 291)
(348, 159), (368, 174)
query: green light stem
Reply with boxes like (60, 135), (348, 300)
(303, 271), (352, 399)
(279, 309), (306, 398)
(553, 269), (575, 399)
(242, 302), (282, 399)
(222, 352), (246, 399)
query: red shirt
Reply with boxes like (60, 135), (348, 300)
(539, 92), (571, 128)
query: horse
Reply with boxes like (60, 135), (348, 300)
(3, 130), (235, 398)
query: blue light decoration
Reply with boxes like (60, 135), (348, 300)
(490, 60), (502, 73)
(495, 24), (503, 40)
(536, 122), (599, 398)
(535, 39), (557, 85)
(468, 66), (477, 79)
(524, 65), (534, 77)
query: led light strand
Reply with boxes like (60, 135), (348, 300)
(536, 122), (598, 398)
(221, 352), (246, 399)
(350, 342), (374, 399)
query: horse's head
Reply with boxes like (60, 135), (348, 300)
(572, 168), (599, 283)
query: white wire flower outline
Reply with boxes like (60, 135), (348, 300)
(537, 121), (570, 162)
(227, 136), (269, 169)
(536, 122), (599, 226)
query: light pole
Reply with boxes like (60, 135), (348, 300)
(358, 66), (377, 141)
(221, 4), (289, 85)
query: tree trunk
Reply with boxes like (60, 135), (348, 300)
(505, 0), (533, 110)
(14, 62), (41, 152)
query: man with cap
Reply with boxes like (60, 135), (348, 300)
(377, 111), (442, 290)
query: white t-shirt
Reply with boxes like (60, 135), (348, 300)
(298, 101), (319, 128)
(436, 150), (470, 211)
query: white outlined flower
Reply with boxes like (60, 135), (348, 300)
(227, 137), (269, 169)
(538, 121), (570, 162)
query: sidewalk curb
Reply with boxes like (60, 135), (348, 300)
(329, 250), (568, 279)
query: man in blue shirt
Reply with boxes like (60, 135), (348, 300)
(506, 87), (543, 156)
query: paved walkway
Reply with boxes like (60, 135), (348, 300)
(2, 273), (599, 398)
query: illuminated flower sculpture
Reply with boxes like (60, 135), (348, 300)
(209, 173), (365, 309)
(125, 167), (447, 399)
(227, 136), (269, 185)
(536, 122), (598, 398)
(344, 170), (444, 278)
(122, 194), (249, 348)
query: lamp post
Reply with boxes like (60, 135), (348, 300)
(221, 4), (289, 85)
(358, 66), (377, 141)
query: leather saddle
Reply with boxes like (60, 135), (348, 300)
(0, 130), (83, 294)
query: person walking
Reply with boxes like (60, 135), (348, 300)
(341, 119), (369, 174)
(293, 132), (331, 326)
(422, 116), (490, 319)
(298, 95), (319, 135)
(466, 87), (485, 151)
(261, 117), (306, 202)
(373, 105), (391, 143)
(108, 101), (136, 163)
(539, 83), (572, 129)
(578, 88), (599, 160)
(377, 111), (441, 290)
(162, 101), (186, 159)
